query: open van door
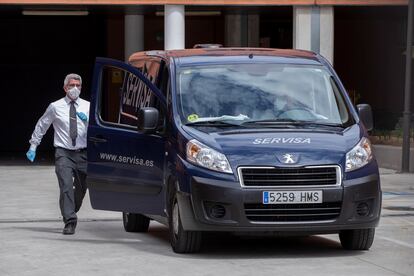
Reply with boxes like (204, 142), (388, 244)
(87, 57), (167, 215)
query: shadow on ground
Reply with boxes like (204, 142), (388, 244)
(12, 221), (364, 259)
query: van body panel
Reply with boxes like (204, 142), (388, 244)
(87, 48), (381, 243)
(87, 57), (167, 215)
(179, 124), (365, 174)
(174, 172), (380, 231)
(174, 55), (322, 68)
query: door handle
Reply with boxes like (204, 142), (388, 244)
(89, 136), (107, 143)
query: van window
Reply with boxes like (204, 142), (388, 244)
(146, 58), (168, 133)
(176, 64), (353, 126)
(99, 65), (158, 129)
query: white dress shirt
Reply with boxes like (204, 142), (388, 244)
(29, 96), (90, 151)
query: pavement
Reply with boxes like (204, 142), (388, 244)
(0, 165), (413, 276)
(380, 168), (414, 215)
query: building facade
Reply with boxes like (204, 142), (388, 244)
(0, 0), (411, 154)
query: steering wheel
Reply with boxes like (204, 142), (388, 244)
(276, 106), (318, 120)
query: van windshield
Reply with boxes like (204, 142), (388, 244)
(176, 63), (353, 127)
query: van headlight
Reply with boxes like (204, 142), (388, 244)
(186, 139), (233, 174)
(345, 137), (373, 172)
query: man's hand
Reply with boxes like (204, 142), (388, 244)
(26, 150), (36, 162)
(76, 112), (88, 122)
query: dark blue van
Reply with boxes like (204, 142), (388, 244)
(87, 48), (381, 253)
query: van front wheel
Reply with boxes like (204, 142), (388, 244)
(122, 212), (150, 232)
(168, 188), (202, 253)
(339, 228), (375, 250)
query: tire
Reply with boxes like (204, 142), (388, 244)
(122, 212), (150, 232)
(168, 183), (202, 253)
(339, 228), (375, 250)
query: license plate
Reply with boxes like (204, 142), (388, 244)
(263, 191), (322, 204)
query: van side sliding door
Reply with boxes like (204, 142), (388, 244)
(87, 57), (167, 215)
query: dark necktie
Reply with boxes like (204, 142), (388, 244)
(69, 101), (78, 146)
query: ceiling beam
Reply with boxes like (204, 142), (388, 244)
(1, 0), (408, 6)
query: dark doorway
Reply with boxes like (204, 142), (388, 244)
(334, 6), (410, 131)
(259, 7), (293, 48)
(0, 11), (106, 161)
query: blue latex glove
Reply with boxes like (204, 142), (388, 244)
(76, 112), (88, 122)
(26, 150), (36, 162)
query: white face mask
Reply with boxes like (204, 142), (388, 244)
(67, 86), (81, 100)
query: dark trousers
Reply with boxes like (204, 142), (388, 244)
(55, 147), (87, 224)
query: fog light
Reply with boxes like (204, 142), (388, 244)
(210, 204), (226, 219)
(356, 202), (370, 217)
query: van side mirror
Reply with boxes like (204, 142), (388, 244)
(137, 107), (159, 134)
(356, 104), (373, 132)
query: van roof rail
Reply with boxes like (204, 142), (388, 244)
(193, 44), (223, 49)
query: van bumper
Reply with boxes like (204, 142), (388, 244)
(177, 173), (381, 233)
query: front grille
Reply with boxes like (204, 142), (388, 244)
(244, 202), (342, 222)
(239, 166), (339, 187)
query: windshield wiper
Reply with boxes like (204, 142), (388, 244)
(242, 119), (345, 128)
(241, 119), (298, 125)
(288, 121), (345, 128)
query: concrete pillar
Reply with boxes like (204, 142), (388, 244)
(225, 14), (242, 47)
(320, 7), (334, 64)
(293, 7), (312, 51)
(225, 14), (259, 47)
(164, 5), (185, 50)
(293, 6), (334, 64)
(124, 14), (144, 61)
(248, 14), (260, 47)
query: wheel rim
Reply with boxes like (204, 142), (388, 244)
(172, 201), (179, 236)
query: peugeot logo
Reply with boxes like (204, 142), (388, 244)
(278, 153), (299, 164)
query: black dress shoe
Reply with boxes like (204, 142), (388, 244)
(62, 222), (76, 235)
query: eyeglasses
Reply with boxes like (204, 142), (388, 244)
(68, 84), (81, 88)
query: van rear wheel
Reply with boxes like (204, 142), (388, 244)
(339, 228), (375, 250)
(122, 212), (150, 232)
(168, 185), (202, 253)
